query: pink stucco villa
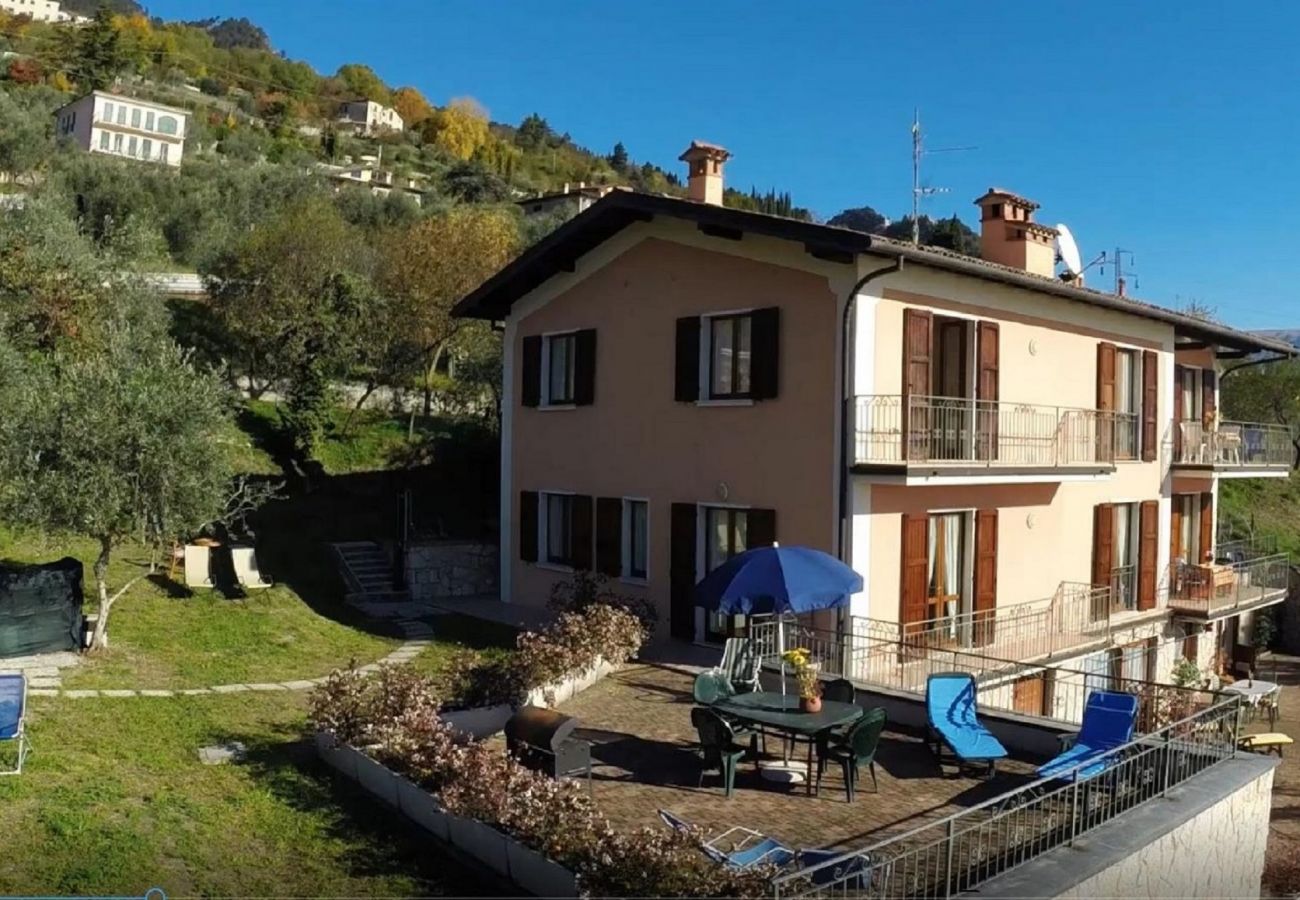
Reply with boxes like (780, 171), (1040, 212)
(454, 142), (1294, 700)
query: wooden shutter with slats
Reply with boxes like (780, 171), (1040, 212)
(977, 322), (999, 461)
(1141, 350), (1158, 461)
(1199, 492), (1214, 564)
(1138, 500), (1158, 610)
(1092, 503), (1115, 590)
(973, 509), (998, 646)
(595, 497), (622, 577)
(746, 508), (777, 550)
(521, 336), (542, 408)
(519, 491), (539, 562)
(903, 310), (933, 461)
(669, 503), (697, 640)
(1173, 365), (1186, 458)
(1202, 369), (1217, 425)
(674, 317), (700, 402)
(573, 329), (597, 406)
(750, 307), (781, 400)
(1097, 342), (1117, 462)
(901, 514), (929, 633)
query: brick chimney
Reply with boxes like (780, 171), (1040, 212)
(679, 141), (730, 205)
(974, 188), (1058, 278)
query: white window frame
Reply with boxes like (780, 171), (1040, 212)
(697, 308), (757, 406)
(537, 490), (576, 572)
(102, 100), (114, 122)
(621, 497), (649, 584)
(539, 329), (580, 409)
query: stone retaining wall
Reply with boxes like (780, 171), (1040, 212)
(405, 541), (497, 601)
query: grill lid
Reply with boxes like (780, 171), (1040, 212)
(505, 705), (578, 751)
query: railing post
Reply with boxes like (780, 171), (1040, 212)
(943, 816), (955, 900)
(1161, 730), (1173, 798)
(1068, 776), (1081, 846)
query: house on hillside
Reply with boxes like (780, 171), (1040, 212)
(53, 91), (187, 168)
(518, 183), (616, 219)
(0, 0), (87, 23)
(320, 163), (425, 206)
(454, 139), (1296, 692)
(337, 98), (404, 136)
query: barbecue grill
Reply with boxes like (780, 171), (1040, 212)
(505, 706), (592, 793)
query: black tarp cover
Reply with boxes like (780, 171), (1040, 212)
(0, 557), (84, 658)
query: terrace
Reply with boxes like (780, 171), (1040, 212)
(1170, 419), (1292, 476)
(1167, 553), (1291, 620)
(555, 630), (1250, 899)
(851, 395), (1125, 482)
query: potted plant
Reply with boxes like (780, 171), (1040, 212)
(781, 647), (823, 712)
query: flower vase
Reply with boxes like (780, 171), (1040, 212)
(800, 695), (822, 713)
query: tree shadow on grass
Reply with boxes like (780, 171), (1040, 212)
(214, 726), (514, 896)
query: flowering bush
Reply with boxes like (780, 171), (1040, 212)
(311, 667), (773, 898)
(437, 646), (518, 710)
(513, 603), (647, 703)
(548, 569), (658, 632)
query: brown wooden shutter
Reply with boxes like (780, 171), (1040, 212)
(1183, 633), (1198, 664)
(595, 497), (622, 577)
(900, 514), (929, 633)
(747, 507), (777, 549)
(1173, 365), (1186, 458)
(519, 491), (539, 562)
(973, 509), (998, 647)
(1092, 503), (1115, 590)
(674, 317), (700, 402)
(1199, 492), (1214, 564)
(521, 336), (542, 408)
(750, 307), (780, 400)
(571, 494), (593, 570)
(1202, 369), (1217, 425)
(1138, 500), (1158, 610)
(976, 322), (999, 461)
(903, 310), (933, 461)
(669, 503), (697, 640)
(1170, 497), (1184, 563)
(1141, 350), (1158, 462)
(573, 329), (597, 406)
(1096, 342), (1117, 462)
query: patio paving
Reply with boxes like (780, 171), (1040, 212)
(556, 662), (1039, 852)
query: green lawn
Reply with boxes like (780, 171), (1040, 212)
(405, 613), (518, 679)
(0, 693), (486, 896)
(1220, 471), (1300, 556)
(242, 399), (433, 476)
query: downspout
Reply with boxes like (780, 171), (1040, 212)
(836, 255), (904, 561)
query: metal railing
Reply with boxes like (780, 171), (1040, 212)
(1215, 534), (1279, 562)
(748, 617), (1217, 733)
(855, 582), (1110, 663)
(1167, 553), (1290, 615)
(1172, 419), (1292, 468)
(1109, 564), (1138, 612)
(773, 696), (1241, 899)
(852, 395), (1122, 468)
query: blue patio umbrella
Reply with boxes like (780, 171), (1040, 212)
(695, 544), (862, 696)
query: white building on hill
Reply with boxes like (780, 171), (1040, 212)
(53, 91), (188, 168)
(0, 0), (87, 23)
(337, 98), (404, 136)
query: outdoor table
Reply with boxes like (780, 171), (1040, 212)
(712, 692), (862, 796)
(1223, 680), (1279, 702)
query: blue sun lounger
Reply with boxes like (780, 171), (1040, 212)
(1037, 690), (1138, 783)
(0, 674), (30, 776)
(926, 672), (1007, 778)
(658, 809), (796, 870)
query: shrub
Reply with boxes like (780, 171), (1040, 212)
(548, 569), (658, 632)
(513, 604), (646, 703)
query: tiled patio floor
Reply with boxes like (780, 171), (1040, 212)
(557, 663), (1038, 852)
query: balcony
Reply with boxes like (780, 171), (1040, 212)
(1171, 419), (1292, 477)
(852, 395), (1125, 482)
(1167, 554), (1291, 620)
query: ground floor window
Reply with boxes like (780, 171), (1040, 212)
(543, 492), (574, 567)
(624, 499), (648, 580)
(1111, 502), (1140, 610)
(927, 511), (972, 634)
(703, 507), (749, 641)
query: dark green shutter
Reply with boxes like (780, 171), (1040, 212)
(521, 336), (542, 408)
(670, 503), (697, 640)
(750, 307), (780, 400)
(519, 491), (539, 562)
(747, 507), (777, 549)
(574, 329), (597, 406)
(675, 317), (700, 402)
(595, 497), (622, 577)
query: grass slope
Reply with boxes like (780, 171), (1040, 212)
(1219, 472), (1300, 556)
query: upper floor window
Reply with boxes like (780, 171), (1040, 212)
(145, 111), (155, 131)
(1097, 341), (1156, 463)
(115, 105), (126, 125)
(130, 108), (141, 128)
(102, 101), (114, 121)
(1114, 348), (1140, 459)
(675, 307), (780, 403)
(520, 329), (596, 408)
(156, 115), (179, 136)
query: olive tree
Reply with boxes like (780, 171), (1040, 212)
(0, 324), (235, 649)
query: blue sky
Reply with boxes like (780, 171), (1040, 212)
(149, 0), (1300, 329)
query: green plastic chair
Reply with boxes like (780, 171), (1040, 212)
(817, 707), (887, 802)
(693, 670), (736, 705)
(692, 707), (754, 798)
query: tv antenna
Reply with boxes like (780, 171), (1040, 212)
(911, 109), (976, 245)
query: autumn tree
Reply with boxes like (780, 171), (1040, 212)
(423, 96), (491, 161)
(336, 62), (389, 103)
(377, 208), (517, 416)
(391, 85), (433, 127)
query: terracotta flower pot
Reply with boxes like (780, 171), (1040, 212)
(800, 695), (822, 713)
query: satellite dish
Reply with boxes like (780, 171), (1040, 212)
(1055, 224), (1083, 280)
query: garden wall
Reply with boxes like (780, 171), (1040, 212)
(405, 540), (497, 601)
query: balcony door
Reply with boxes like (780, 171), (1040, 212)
(903, 311), (999, 463)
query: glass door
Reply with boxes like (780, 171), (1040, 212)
(704, 508), (748, 642)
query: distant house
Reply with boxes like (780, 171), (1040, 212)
(337, 99), (404, 136)
(0, 0), (87, 23)
(517, 183), (615, 219)
(322, 164), (424, 206)
(53, 91), (188, 168)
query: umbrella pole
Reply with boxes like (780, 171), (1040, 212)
(778, 614), (786, 699)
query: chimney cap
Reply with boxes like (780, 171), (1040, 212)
(679, 140), (731, 163)
(975, 187), (1040, 211)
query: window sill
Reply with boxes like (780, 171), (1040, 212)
(538, 404), (577, 412)
(534, 562), (574, 574)
(695, 398), (754, 408)
(619, 576), (649, 588)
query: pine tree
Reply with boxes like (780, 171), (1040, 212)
(609, 141), (629, 172)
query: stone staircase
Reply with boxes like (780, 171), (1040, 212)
(331, 541), (409, 604)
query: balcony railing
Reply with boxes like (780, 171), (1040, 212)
(1109, 564), (1138, 612)
(855, 582), (1110, 663)
(852, 395), (1127, 469)
(1172, 419), (1292, 469)
(1167, 554), (1290, 616)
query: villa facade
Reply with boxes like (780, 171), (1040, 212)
(53, 90), (188, 168)
(454, 144), (1294, 696)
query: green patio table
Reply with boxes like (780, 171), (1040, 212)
(711, 692), (863, 796)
